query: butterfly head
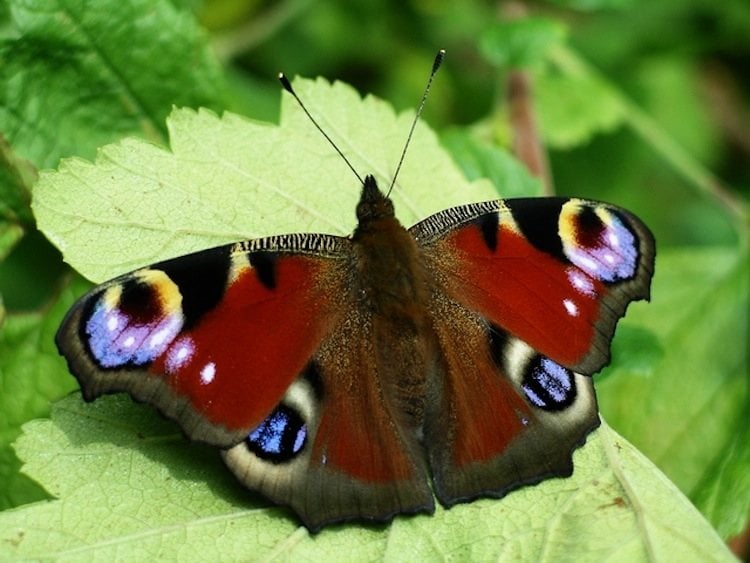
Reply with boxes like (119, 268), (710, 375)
(356, 175), (395, 225)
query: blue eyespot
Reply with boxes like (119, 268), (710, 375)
(247, 405), (307, 463)
(522, 357), (576, 411)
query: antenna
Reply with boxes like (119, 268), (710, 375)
(279, 49), (446, 194)
(386, 49), (445, 197)
(278, 73), (364, 185)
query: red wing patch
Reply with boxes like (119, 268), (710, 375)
(150, 256), (343, 431)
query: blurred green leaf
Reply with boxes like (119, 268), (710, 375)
(0, 223), (23, 264)
(440, 129), (544, 197)
(544, 0), (637, 10)
(0, 277), (86, 509)
(0, 230), (66, 311)
(535, 71), (626, 149)
(0, 0), (228, 169)
(693, 411), (750, 539)
(0, 135), (35, 228)
(0, 395), (733, 560)
(634, 56), (721, 169)
(480, 18), (565, 70)
(599, 246), (750, 537)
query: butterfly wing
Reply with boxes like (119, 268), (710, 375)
(411, 197), (654, 504)
(413, 197), (655, 374)
(56, 235), (352, 446)
(57, 233), (433, 530)
(223, 305), (435, 531)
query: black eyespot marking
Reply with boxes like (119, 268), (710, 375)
(488, 324), (508, 369)
(522, 356), (576, 411)
(246, 404), (307, 463)
(113, 279), (162, 324)
(155, 245), (231, 329)
(574, 205), (605, 247)
(475, 212), (499, 252)
(303, 361), (324, 400)
(249, 251), (278, 290)
(506, 198), (566, 261)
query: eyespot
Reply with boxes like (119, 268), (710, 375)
(246, 404), (307, 463)
(560, 202), (639, 283)
(84, 270), (184, 368)
(522, 356), (576, 411)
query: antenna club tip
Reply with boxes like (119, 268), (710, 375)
(432, 49), (446, 72)
(278, 73), (294, 93)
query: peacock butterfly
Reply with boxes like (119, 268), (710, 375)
(55, 51), (655, 532)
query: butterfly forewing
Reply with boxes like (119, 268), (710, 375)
(56, 234), (352, 446)
(411, 197), (655, 374)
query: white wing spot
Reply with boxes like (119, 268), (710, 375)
(150, 326), (171, 348)
(577, 254), (599, 271)
(563, 298), (579, 316)
(123, 335), (135, 348)
(200, 362), (216, 385)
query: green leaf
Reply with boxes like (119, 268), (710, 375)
(544, 0), (637, 10)
(33, 77), (497, 282)
(440, 129), (544, 198)
(535, 71), (626, 149)
(0, 134), (36, 228)
(0, 395), (733, 560)
(480, 18), (566, 70)
(0, 222), (23, 264)
(0, 135), (36, 273)
(0, 0), (227, 169)
(0, 230), (67, 312)
(0, 277), (86, 509)
(599, 246), (750, 537)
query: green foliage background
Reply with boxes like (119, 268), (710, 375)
(0, 0), (747, 559)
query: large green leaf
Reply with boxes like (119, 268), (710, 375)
(0, 0), (227, 169)
(0, 278), (86, 509)
(25, 76), (737, 556)
(598, 247), (749, 538)
(33, 77), (498, 282)
(0, 395), (732, 560)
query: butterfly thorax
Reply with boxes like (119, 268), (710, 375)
(352, 176), (432, 330)
(350, 176), (435, 426)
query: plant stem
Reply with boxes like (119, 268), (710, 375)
(212, 0), (312, 63)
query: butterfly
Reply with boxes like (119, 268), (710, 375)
(56, 51), (655, 532)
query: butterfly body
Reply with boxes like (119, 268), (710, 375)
(57, 173), (654, 531)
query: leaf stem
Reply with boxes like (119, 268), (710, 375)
(211, 0), (313, 62)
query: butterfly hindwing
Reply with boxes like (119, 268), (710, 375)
(423, 293), (599, 504)
(223, 302), (435, 531)
(56, 234), (352, 446)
